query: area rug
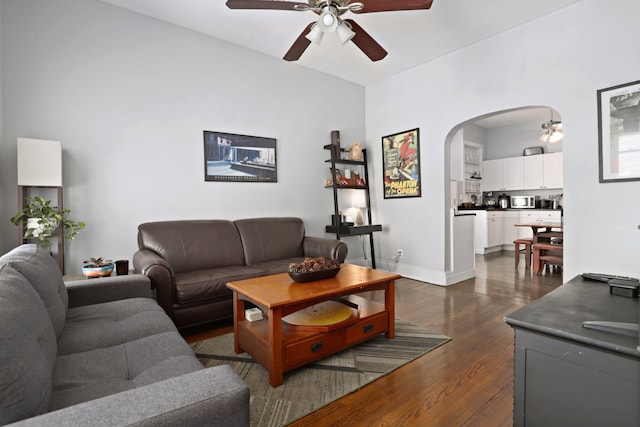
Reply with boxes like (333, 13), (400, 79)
(190, 320), (451, 427)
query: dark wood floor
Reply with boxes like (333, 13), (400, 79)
(182, 252), (563, 426)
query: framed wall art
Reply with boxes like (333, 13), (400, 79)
(203, 131), (277, 182)
(382, 128), (421, 198)
(597, 79), (640, 183)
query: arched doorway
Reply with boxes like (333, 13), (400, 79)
(444, 106), (563, 283)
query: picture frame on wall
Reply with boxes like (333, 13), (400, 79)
(203, 131), (277, 182)
(382, 128), (421, 198)
(597, 79), (640, 183)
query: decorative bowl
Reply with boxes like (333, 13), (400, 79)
(288, 266), (341, 283)
(82, 264), (115, 278)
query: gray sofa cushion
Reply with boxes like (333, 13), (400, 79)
(58, 297), (177, 355)
(234, 217), (305, 265)
(51, 331), (203, 411)
(0, 244), (68, 338)
(0, 264), (57, 425)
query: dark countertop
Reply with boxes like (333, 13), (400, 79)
(457, 206), (562, 212)
(505, 275), (639, 358)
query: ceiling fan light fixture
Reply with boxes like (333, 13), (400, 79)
(305, 23), (324, 45)
(539, 109), (563, 143)
(336, 20), (355, 45)
(318, 7), (339, 32)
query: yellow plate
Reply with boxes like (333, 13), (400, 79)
(283, 300), (353, 326)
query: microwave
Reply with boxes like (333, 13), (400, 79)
(511, 196), (536, 209)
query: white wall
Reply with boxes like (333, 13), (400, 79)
(0, 0), (365, 272)
(485, 121), (563, 160)
(366, 0), (640, 283)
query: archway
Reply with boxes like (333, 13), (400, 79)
(444, 106), (563, 283)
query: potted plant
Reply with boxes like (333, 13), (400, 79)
(82, 257), (114, 278)
(10, 196), (85, 249)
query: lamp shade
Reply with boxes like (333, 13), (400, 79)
(17, 138), (62, 186)
(305, 23), (324, 45)
(336, 21), (355, 45)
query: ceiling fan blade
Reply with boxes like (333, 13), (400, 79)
(344, 19), (387, 61)
(352, 0), (434, 13)
(283, 23), (314, 61)
(226, 0), (307, 11)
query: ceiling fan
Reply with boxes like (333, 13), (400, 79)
(225, 0), (434, 62)
(540, 109), (563, 143)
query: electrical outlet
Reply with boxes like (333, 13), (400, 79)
(396, 249), (403, 259)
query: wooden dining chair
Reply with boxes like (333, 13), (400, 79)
(533, 242), (563, 274)
(514, 238), (533, 269)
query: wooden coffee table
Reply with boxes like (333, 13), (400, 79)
(226, 264), (401, 387)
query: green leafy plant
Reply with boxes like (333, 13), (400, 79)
(10, 196), (85, 249)
(83, 257), (113, 268)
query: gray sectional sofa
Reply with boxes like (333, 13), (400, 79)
(133, 217), (348, 329)
(0, 244), (249, 426)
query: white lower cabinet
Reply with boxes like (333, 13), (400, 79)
(474, 210), (562, 253)
(517, 210), (562, 240)
(486, 211), (504, 248)
(503, 211), (519, 247)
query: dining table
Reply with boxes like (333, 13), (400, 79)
(514, 221), (563, 244)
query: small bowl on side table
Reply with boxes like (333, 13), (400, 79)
(82, 264), (115, 278)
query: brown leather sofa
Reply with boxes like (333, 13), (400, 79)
(133, 217), (348, 329)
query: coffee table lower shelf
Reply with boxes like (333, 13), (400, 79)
(236, 294), (390, 385)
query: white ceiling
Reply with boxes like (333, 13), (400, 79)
(98, 0), (582, 86)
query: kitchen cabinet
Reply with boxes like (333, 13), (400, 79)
(486, 211), (504, 248)
(482, 159), (502, 191)
(523, 152), (563, 190)
(473, 210), (560, 252)
(503, 211), (519, 246)
(543, 152), (563, 189)
(482, 157), (523, 191)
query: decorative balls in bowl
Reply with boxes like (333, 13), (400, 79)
(288, 257), (341, 283)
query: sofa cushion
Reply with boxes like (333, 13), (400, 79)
(137, 220), (246, 273)
(0, 243), (68, 338)
(249, 257), (307, 276)
(50, 331), (203, 411)
(0, 264), (57, 425)
(58, 298), (177, 355)
(174, 265), (265, 304)
(234, 217), (305, 265)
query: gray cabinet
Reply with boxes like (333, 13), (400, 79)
(505, 276), (639, 426)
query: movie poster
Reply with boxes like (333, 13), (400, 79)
(382, 128), (421, 198)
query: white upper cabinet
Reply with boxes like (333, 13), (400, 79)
(502, 157), (524, 190)
(482, 157), (523, 191)
(482, 159), (503, 191)
(523, 153), (563, 189)
(543, 152), (563, 189)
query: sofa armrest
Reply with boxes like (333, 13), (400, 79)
(133, 249), (176, 318)
(65, 274), (152, 308)
(7, 365), (250, 427)
(303, 236), (348, 262)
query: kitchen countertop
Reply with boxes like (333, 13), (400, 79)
(457, 207), (562, 212)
